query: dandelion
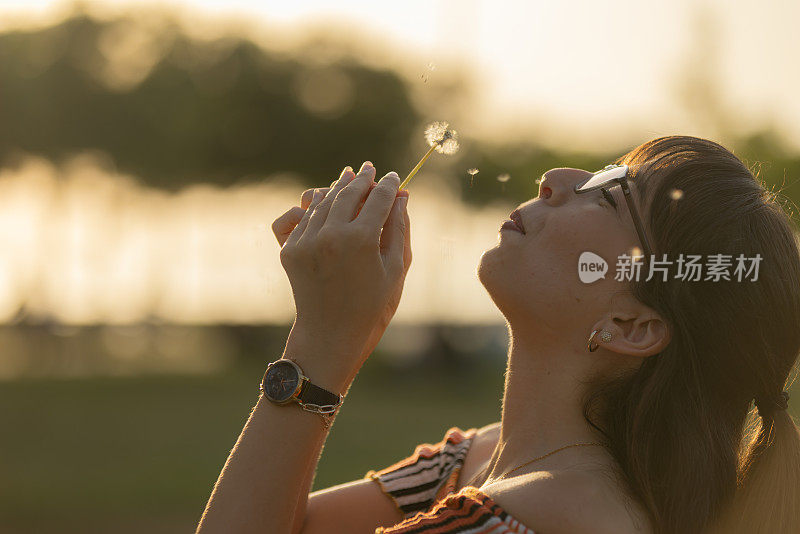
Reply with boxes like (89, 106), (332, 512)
(424, 121), (459, 154)
(399, 121), (460, 190)
(496, 173), (510, 183)
(670, 188), (684, 200)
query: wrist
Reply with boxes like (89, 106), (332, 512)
(281, 326), (359, 394)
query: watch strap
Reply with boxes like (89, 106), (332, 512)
(297, 378), (341, 409)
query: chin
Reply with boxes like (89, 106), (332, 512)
(477, 247), (518, 308)
(478, 235), (519, 274)
(476, 245), (501, 286)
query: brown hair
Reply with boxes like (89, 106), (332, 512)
(582, 135), (800, 533)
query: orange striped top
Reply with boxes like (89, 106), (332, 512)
(364, 426), (536, 534)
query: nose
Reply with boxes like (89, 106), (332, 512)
(538, 167), (594, 205)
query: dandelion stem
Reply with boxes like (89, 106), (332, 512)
(400, 143), (438, 190)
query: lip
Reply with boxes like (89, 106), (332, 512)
(500, 220), (523, 233)
(508, 209), (526, 234)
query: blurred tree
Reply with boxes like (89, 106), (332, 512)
(666, 3), (800, 221)
(0, 7), (797, 212)
(0, 12), (420, 188)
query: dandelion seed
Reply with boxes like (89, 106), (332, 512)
(467, 168), (479, 187)
(670, 188), (684, 200)
(497, 173), (510, 183)
(421, 63), (435, 83)
(399, 121), (460, 190)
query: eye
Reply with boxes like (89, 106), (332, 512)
(600, 188), (617, 209)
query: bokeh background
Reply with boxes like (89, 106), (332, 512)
(0, 1), (799, 532)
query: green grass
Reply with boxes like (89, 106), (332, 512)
(0, 357), (505, 533)
(2, 355), (797, 534)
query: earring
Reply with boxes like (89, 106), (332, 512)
(587, 329), (613, 352)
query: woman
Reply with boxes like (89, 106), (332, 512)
(196, 136), (800, 534)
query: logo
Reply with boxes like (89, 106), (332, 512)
(578, 251), (763, 283)
(578, 251), (608, 283)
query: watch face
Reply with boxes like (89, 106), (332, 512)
(264, 361), (300, 402)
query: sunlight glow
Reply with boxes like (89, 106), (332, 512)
(0, 155), (509, 325)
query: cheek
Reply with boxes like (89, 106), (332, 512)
(519, 208), (623, 291)
(527, 208), (611, 262)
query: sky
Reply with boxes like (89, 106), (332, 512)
(0, 0), (798, 152)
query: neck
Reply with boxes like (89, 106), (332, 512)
(481, 325), (607, 484)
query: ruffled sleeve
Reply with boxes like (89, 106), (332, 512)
(363, 426), (478, 520)
(376, 486), (538, 534)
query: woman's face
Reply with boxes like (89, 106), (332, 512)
(477, 167), (650, 336)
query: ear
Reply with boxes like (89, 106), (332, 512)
(592, 309), (671, 358)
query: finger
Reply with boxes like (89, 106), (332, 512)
(327, 161), (376, 225)
(301, 186), (332, 210)
(402, 199), (412, 273)
(305, 165), (356, 236)
(378, 191), (404, 254)
(354, 182), (378, 218)
(272, 206), (306, 246)
(285, 188), (325, 247)
(356, 170), (401, 230)
(380, 192), (409, 275)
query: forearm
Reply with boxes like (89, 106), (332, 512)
(196, 324), (356, 534)
(289, 447), (319, 534)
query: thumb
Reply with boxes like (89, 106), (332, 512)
(380, 193), (409, 272)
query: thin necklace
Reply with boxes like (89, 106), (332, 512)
(502, 442), (604, 478)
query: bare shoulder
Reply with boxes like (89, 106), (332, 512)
(481, 469), (653, 534)
(455, 424), (652, 532)
(471, 421), (501, 451)
(457, 421), (501, 490)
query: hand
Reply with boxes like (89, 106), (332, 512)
(273, 181), (412, 378)
(271, 162), (412, 379)
(271, 181), (379, 245)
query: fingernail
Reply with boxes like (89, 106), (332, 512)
(338, 166), (353, 183)
(360, 161), (373, 172)
(312, 188), (323, 202)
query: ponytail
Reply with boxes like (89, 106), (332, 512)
(707, 406), (800, 533)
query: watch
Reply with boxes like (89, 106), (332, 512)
(259, 358), (343, 429)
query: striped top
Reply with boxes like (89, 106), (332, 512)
(364, 426), (537, 534)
